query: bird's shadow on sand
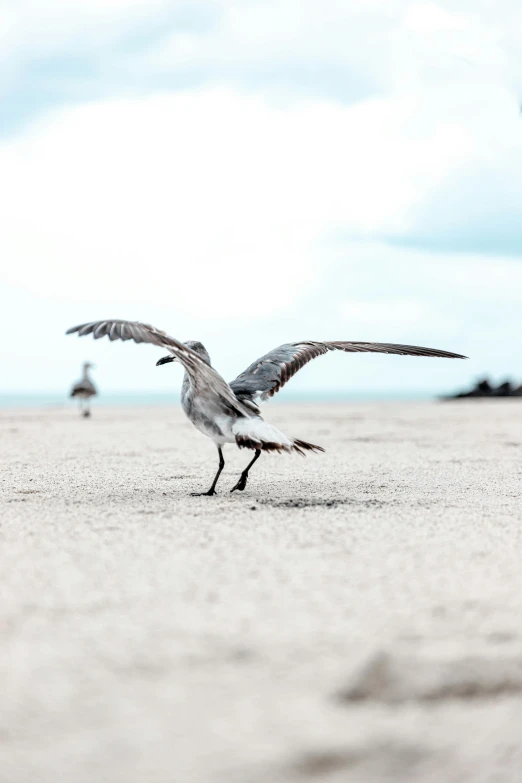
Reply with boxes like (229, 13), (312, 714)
(254, 497), (394, 510)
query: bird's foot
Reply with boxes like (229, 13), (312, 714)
(82, 410), (91, 418)
(230, 475), (248, 493)
(190, 489), (217, 497)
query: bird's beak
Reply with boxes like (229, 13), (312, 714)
(156, 355), (175, 366)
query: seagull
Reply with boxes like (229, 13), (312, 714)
(66, 320), (467, 495)
(69, 361), (97, 417)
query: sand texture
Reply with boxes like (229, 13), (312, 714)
(1, 400), (522, 783)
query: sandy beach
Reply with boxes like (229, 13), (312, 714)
(1, 400), (522, 783)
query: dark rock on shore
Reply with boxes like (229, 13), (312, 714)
(441, 377), (522, 400)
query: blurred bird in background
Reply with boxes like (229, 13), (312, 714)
(69, 362), (97, 417)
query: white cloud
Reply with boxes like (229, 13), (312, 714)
(338, 299), (427, 329)
(108, 0), (522, 105)
(429, 258), (522, 301)
(0, 87), (474, 319)
(3, 0), (522, 108)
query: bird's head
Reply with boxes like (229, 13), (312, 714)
(83, 362), (95, 371)
(156, 341), (211, 367)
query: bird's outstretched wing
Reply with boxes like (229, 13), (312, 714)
(66, 319), (247, 416)
(230, 341), (467, 402)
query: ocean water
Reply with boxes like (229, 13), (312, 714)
(0, 390), (437, 409)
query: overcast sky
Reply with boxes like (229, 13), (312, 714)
(1, 0), (521, 395)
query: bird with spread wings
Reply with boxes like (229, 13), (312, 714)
(66, 319), (466, 495)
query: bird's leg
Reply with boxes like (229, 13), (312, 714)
(83, 401), (91, 418)
(230, 449), (261, 493)
(191, 447), (225, 496)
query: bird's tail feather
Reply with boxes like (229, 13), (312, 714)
(233, 418), (324, 455)
(291, 438), (325, 456)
